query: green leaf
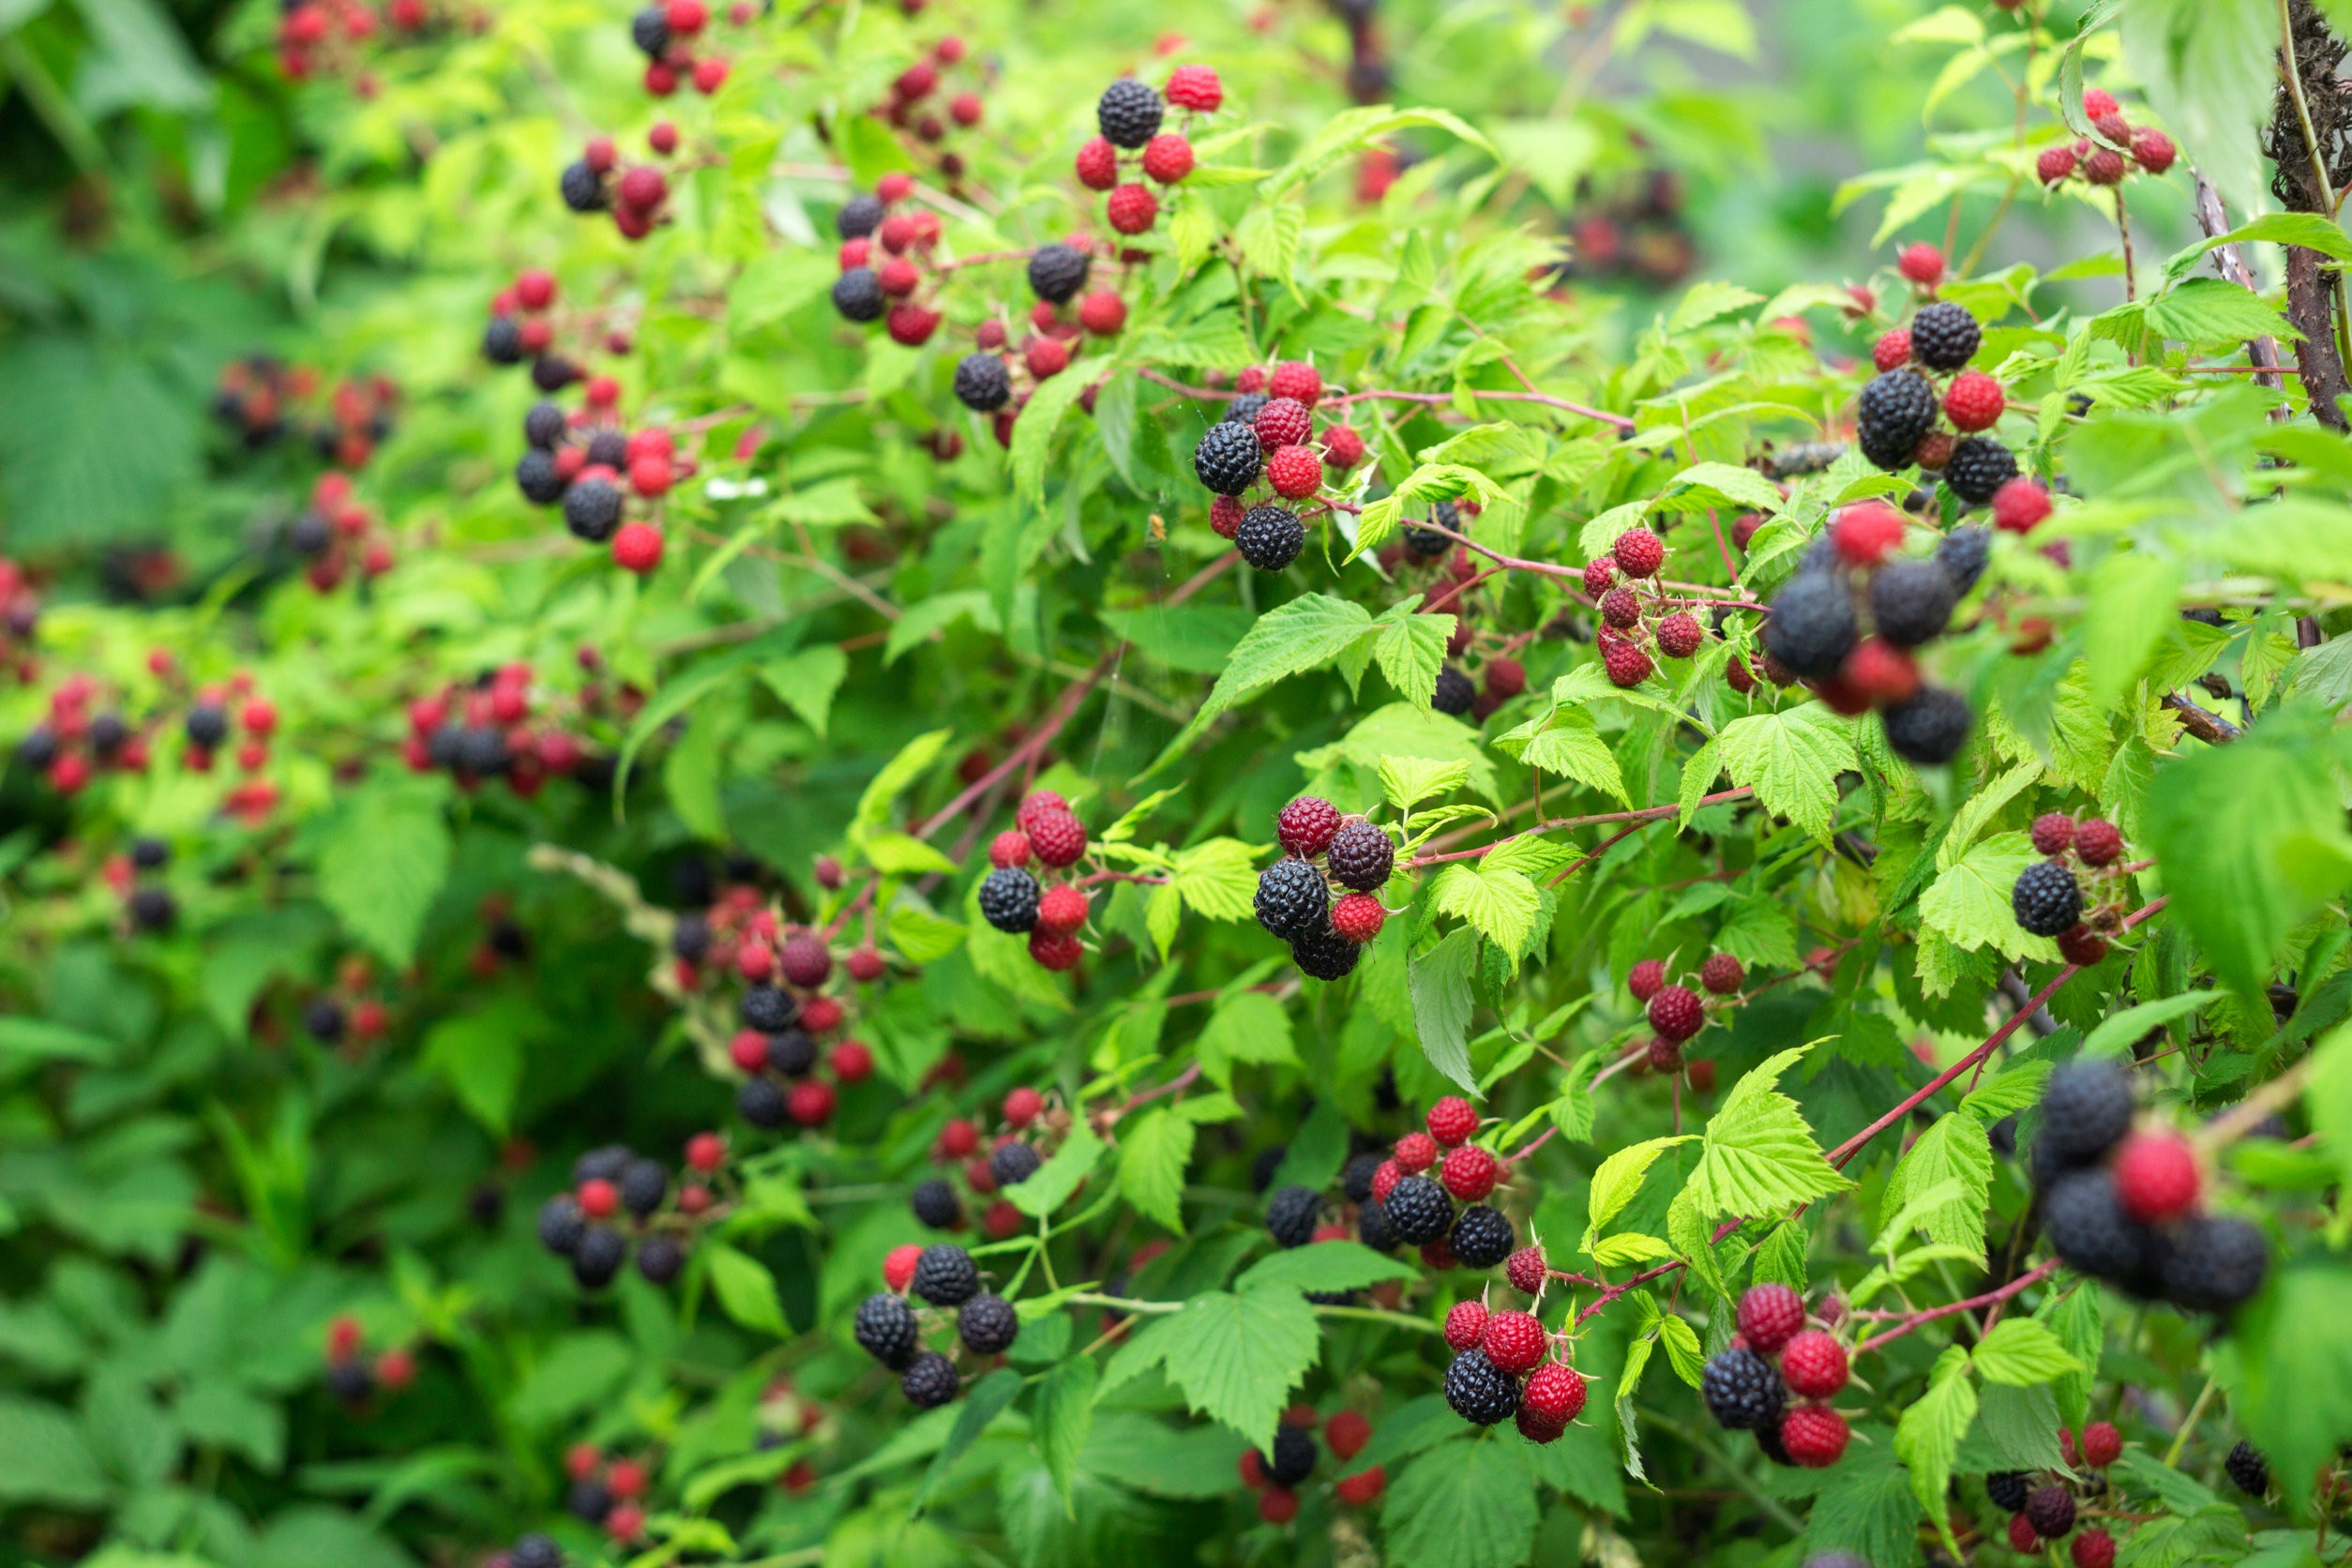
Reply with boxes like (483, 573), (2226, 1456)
(1960, 1059), (2052, 1122)
(883, 590), (1001, 665)
(2081, 991), (2222, 1058)
(1878, 1113), (1992, 1251)
(1006, 1125), (1104, 1219)
(1034, 1356), (1097, 1513)
(1519, 710), (1630, 807)
(1268, 104), (1499, 197)
(1894, 1347), (1978, 1549)
(1158, 595), (1374, 761)
(1654, 460), (1782, 513)
(1115, 1108), (1194, 1231)
(1012, 361), (1096, 505)
(1195, 990), (1296, 1087)
(1585, 1136), (1694, 1242)
(316, 782), (450, 969)
(702, 1244), (790, 1336)
(174, 1377), (283, 1470)
(1238, 1242), (1415, 1294)
(417, 1000), (531, 1136)
(1667, 284), (1767, 335)
(2162, 211), (2352, 281)
(913, 1368), (1023, 1511)
(1429, 862), (1541, 956)
(2141, 278), (2295, 347)
(886, 904), (968, 964)
(2083, 552), (2183, 706)
(2230, 1261), (2352, 1508)
(2118, 0), (2276, 218)
(1410, 927), (1479, 1096)
(1920, 833), (2060, 962)
(1715, 705), (1855, 839)
(1380, 1436), (1541, 1568)
(1373, 604), (1454, 709)
(1803, 1440), (1919, 1568)
(755, 645), (849, 736)
(0, 1395), (109, 1507)
(1380, 756), (1472, 810)
(1169, 838), (1259, 924)
(1156, 1286), (1320, 1449)
(1970, 1319), (2083, 1386)
(1685, 1047), (1851, 1216)
(860, 831), (960, 877)
(856, 729), (954, 830)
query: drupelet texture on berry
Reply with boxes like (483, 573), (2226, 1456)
(1945, 436), (2019, 504)
(1432, 666), (1476, 715)
(1027, 243), (1090, 304)
(978, 867), (1041, 934)
(2024, 1485), (2075, 1539)
(1700, 953), (1744, 995)
(1506, 1245), (1548, 1294)
(1521, 1362), (1587, 1425)
(1027, 810), (1086, 867)
(1909, 301), (1982, 370)
(1656, 612), (1705, 658)
(1330, 893), (1385, 942)
(911, 1244), (980, 1306)
(953, 353), (1011, 412)
(1264, 1425), (1316, 1485)
(1779, 1331), (1847, 1397)
(1443, 1299), (1489, 1349)
(854, 1291), (920, 1367)
(1937, 525), (1991, 594)
(1236, 505), (1304, 571)
(1612, 527), (1666, 578)
(1266, 1184), (1320, 1248)
(2031, 812), (2076, 856)
(1648, 985), (1705, 1044)
(2012, 860), (2084, 937)
(1603, 638), (1653, 686)
(1857, 369), (1937, 469)
(1480, 1310), (1546, 1373)
(2043, 1168), (2158, 1287)
(2158, 1214), (2267, 1311)
(564, 478), (624, 542)
(1427, 1096), (1478, 1146)
(1341, 1152), (1383, 1205)
(1440, 1144), (1498, 1202)
(1224, 392), (1268, 428)
(1255, 858), (1329, 941)
(989, 1140), (1041, 1187)
(901, 1350), (961, 1408)
(1780, 1405), (1849, 1467)
(1326, 821), (1395, 892)
(1254, 397), (1313, 449)
(2226, 1441), (2269, 1494)
(1096, 78), (1164, 147)
(1277, 796), (1341, 857)
(741, 985), (796, 1033)
(1443, 1349), (1522, 1425)
(2074, 819), (2123, 867)
(1882, 685), (1971, 764)
(957, 1293), (1019, 1355)
(1291, 924), (1362, 980)
(1763, 570), (1858, 680)
(1192, 421), (1263, 494)
(1987, 1470), (2031, 1513)
(1451, 1205), (1515, 1268)
(1382, 1175), (1453, 1244)
(1701, 1348), (1787, 1430)
(831, 268), (884, 322)
(1868, 560), (1958, 646)
(1737, 1283), (1806, 1351)
(912, 1178), (960, 1229)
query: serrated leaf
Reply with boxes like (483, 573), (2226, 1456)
(1970, 1319), (2083, 1386)
(1380, 1436), (1540, 1568)
(1006, 1125), (1104, 1219)
(1035, 1356), (1096, 1513)
(1156, 1286), (1320, 1449)
(754, 645), (848, 736)
(1591, 1232), (1678, 1268)
(1430, 862), (1540, 955)
(1170, 838), (1259, 924)
(1960, 1059), (2051, 1122)
(1115, 1108), (1192, 1231)
(1521, 710), (1630, 806)
(1380, 755), (1471, 810)
(886, 904), (967, 963)
(856, 729), (954, 829)
(1685, 1046), (1851, 1217)
(1373, 605), (1454, 709)
(1878, 1113), (1992, 1251)
(1195, 990), (1296, 1087)
(1165, 595), (1374, 753)
(1895, 1347), (1978, 1548)
(1657, 1314), (1707, 1388)
(1919, 833), (2060, 962)
(702, 1244), (789, 1336)
(317, 783), (450, 969)
(1654, 460), (1782, 513)
(1715, 705), (1855, 840)
(1238, 1242), (1415, 1294)
(1012, 357), (1098, 505)
(1410, 927), (1478, 1095)
(1586, 1136), (1694, 1242)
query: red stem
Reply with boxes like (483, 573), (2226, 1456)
(1851, 1259), (2062, 1355)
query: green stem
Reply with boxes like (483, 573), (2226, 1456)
(1643, 1409), (1808, 1537)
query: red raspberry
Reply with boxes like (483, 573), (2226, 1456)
(988, 830), (1033, 868)
(2073, 1529), (2117, 1568)
(788, 1079), (835, 1125)
(1656, 612), (1704, 658)
(1331, 893), (1385, 943)
(800, 995), (844, 1033)
(1736, 1282), (1806, 1351)
(1026, 337), (1072, 380)
(326, 1314), (363, 1359)
(686, 1132), (726, 1172)
(949, 93), (982, 128)
(2092, 110), (2132, 143)
(515, 269), (556, 310)
(1334, 1466), (1385, 1505)
(1600, 586), (1642, 629)
(579, 1178), (619, 1217)
(1489, 1247), (1545, 1298)
(1028, 810), (1088, 867)
(1611, 527), (1665, 578)
(1421, 1236), (1459, 1273)
(629, 453), (675, 496)
(2132, 128), (2176, 174)
(617, 165), (667, 210)
(1628, 959), (1666, 1002)
(1647, 1036), (1682, 1075)
(1780, 1331), (1848, 1398)
(1035, 883), (1090, 935)
(1253, 397), (1313, 449)
(1833, 501), (1906, 565)
(940, 1118), (979, 1158)
(1581, 557), (1616, 597)
(564, 1441), (601, 1480)
(1602, 637), (1652, 687)
(1481, 1310), (1547, 1374)
(1321, 424), (1365, 468)
(1267, 360), (1321, 406)
(1210, 494), (1244, 537)
(1078, 290), (1126, 336)
(1780, 1405), (1848, 1467)
(1106, 184), (1158, 234)
(975, 319), (1008, 350)
(1841, 639), (1920, 705)
(1003, 1086), (1044, 1127)
(729, 1030), (767, 1071)
(2009, 1516), (2040, 1553)
(1237, 1448), (1265, 1488)
(1484, 657), (1526, 699)
(1029, 929), (1082, 971)
(1016, 790), (1068, 832)
(1394, 1131), (1439, 1172)
(1369, 1158), (1403, 1201)
(1324, 1409), (1371, 1460)
(1994, 477), (2052, 534)
(612, 522), (664, 575)
(2080, 1420), (2122, 1468)
(1264, 444), (1323, 500)
(1165, 63), (1222, 112)
(780, 933), (830, 987)
(1425, 1096), (1478, 1148)
(606, 1458), (647, 1500)
(2112, 1132), (2199, 1221)
(2058, 925), (2111, 967)
(2085, 147), (2128, 186)
(1236, 367), (1266, 393)
(1897, 242), (1945, 287)
(1647, 984), (1704, 1044)
(2083, 87), (2119, 120)
(1944, 371), (2006, 433)
(1140, 133), (1194, 184)
(1441, 1299), (1488, 1350)
(1274, 796), (1341, 857)
(1699, 953), (1744, 995)
(1258, 1487), (1298, 1524)
(1871, 329), (1912, 371)
(665, 0), (704, 30)
(1440, 1144), (1499, 1202)
(1520, 1362), (1588, 1425)
(876, 257), (919, 296)
(831, 1040), (873, 1081)
(2074, 818), (2123, 867)
(2038, 144), (2079, 185)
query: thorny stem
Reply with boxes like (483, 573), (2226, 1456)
(2278, 0), (2352, 376)
(1407, 789), (1755, 870)
(1850, 1260), (2063, 1355)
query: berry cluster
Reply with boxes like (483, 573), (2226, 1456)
(1859, 295), (2021, 506)
(2036, 89), (2177, 189)
(2031, 1060), (2267, 1312)
(625, 0), (743, 98)
(973, 790), (1095, 971)
(561, 1443), (654, 1547)
(1582, 525), (1711, 687)
(556, 128), (688, 241)
(1252, 795), (1397, 980)
(696, 918), (875, 1131)
(505, 357), (684, 572)
(15, 671), (156, 796)
(294, 956), (394, 1048)
(490, 1533), (565, 1568)
(401, 665), (604, 794)
(1760, 501), (1986, 765)
(1191, 361), (1365, 573)
(1237, 1406), (1387, 1521)
(914, 1084), (1062, 1240)
(274, 0), (439, 85)
(322, 1313), (416, 1409)
(1074, 69), (1218, 239)
(2012, 813), (2133, 964)
(1555, 166), (1698, 291)
(1699, 1284), (1851, 1469)
(871, 37), (986, 173)
(0, 555), (36, 686)
(105, 836), (176, 934)
(828, 175), (953, 352)
(853, 1242), (1018, 1408)
(1358, 1098), (1520, 1273)
(1623, 953), (1745, 1078)
(536, 1135), (729, 1288)
(211, 355), (400, 468)
(1440, 1296), (1591, 1443)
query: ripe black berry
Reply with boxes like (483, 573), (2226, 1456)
(912, 1243), (981, 1306)
(766, 1028), (815, 1076)
(832, 267), (885, 323)
(979, 867), (1041, 933)
(1266, 1184), (1320, 1247)
(1236, 504), (1303, 571)
(2226, 1440), (2269, 1495)
(1291, 924), (1362, 980)
(2035, 1059), (2133, 1173)
(1432, 666), (1475, 715)
(742, 984), (797, 1033)
(836, 194), (885, 240)
(957, 1292), (1020, 1355)
(1910, 302), (1982, 372)
(1945, 437), (2018, 505)
(2043, 1168), (2158, 1288)
(288, 512), (332, 556)
(1325, 820), (1395, 893)
(572, 1227), (626, 1288)
(564, 477), (624, 543)
(912, 1177), (961, 1229)
(566, 1478), (613, 1522)
(576, 1144), (633, 1184)
(671, 913), (711, 962)
(1224, 392), (1268, 428)
(629, 6), (667, 54)
(636, 1235), (685, 1284)
(456, 727), (509, 776)
(1341, 1152), (1382, 1204)
(1027, 243), (1090, 304)
(1254, 858), (1329, 942)
(512, 1535), (563, 1568)
(325, 1359), (373, 1406)
(15, 727), (56, 768)
(2012, 860), (2083, 938)
(1937, 525), (1990, 595)
(186, 703), (229, 748)
(1357, 1199), (1395, 1251)
(515, 450), (565, 505)
(304, 998), (345, 1042)
(954, 353), (1011, 412)
(1700, 1348), (1786, 1430)
(483, 316), (525, 365)
(2158, 1214), (2267, 1311)
(1264, 1425), (1317, 1485)
(620, 1158), (668, 1216)
(1762, 570), (1858, 681)
(901, 1350), (961, 1408)
(531, 354), (580, 393)
(989, 1140), (1042, 1187)
(1857, 369), (1937, 469)
(2023, 1485), (2075, 1539)
(1096, 78), (1165, 148)
(1443, 1349), (1521, 1425)
(524, 402), (568, 449)
(1882, 686), (1970, 764)
(1192, 421), (1263, 495)
(1869, 560), (1957, 646)
(738, 1077), (788, 1128)
(1404, 524), (1451, 560)
(1987, 1471), (2030, 1513)
(854, 1291), (920, 1367)
(537, 1195), (586, 1256)
(1451, 1204), (1515, 1268)
(1382, 1175), (1453, 1244)
(561, 160), (607, 213)
(128, 888), (176, 931)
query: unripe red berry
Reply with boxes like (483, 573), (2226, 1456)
(1425, 1096), (1478, 1148)
(1897, 242), (1945, 287)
